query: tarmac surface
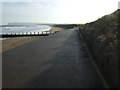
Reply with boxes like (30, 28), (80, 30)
(2, 28), (106, 88)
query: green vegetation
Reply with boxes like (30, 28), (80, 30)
(79, 9), (120, 87)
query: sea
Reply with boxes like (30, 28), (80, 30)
(0, 24), (51, 40)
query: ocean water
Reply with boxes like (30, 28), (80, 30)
(0, 25), (51, 40)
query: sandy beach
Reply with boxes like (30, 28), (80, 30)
(1, 27), (64, 53)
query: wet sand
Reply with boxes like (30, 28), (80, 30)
(1, 27), (64, 53)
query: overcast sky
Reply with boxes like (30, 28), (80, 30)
(0, 0), (119, 25)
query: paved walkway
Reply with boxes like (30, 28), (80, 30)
(3, 28), (105, 88)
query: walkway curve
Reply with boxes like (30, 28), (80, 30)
(3, 28), (105, 88)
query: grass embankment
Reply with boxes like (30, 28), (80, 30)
(79, 9), (120, 88)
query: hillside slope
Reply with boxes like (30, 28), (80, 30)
(79, 9), (119, 88)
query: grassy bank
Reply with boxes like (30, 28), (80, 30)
(79, 9), (119, 87)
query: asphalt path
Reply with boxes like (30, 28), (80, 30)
(2, 28), (105, 88)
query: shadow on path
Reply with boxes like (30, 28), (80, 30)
(3, 30), (105, 88)
(24, 30), (105, 88)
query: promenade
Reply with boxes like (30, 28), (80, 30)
(2, 28), (106, 88)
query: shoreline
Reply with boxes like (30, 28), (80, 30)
(1, 27), (64, 53)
